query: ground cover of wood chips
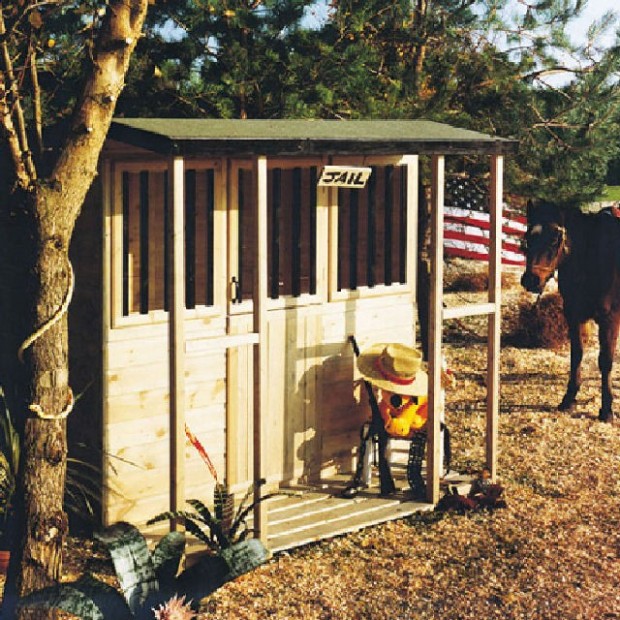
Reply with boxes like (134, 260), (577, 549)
(6, 274), (620, 619)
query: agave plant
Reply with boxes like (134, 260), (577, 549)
(18, 521), (269, 619)
(148, 425), (286, 553)
(147, 479), (283, 554)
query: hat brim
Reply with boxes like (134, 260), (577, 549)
(356, 343), (428, 396)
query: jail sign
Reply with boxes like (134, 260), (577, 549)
(318, 165), (372, 188)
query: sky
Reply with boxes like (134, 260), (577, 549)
(566, 0), (618, 46)
(304, 0), (619, 44)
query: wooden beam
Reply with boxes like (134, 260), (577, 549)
(253, 155), (269, 542)
(406, 156), (419, 296)
(427, 155), (445, 505)
(487, 155), (503, 481)
(101, 158), (112, 524)
(443, 303), (496, 320)
(168, 156), (186, 520)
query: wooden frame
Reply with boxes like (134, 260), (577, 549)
(109, 159), (226, 329)
(328, 155), (416, 303)
(427, 153), (503, 503)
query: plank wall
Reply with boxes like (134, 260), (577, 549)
(103, 316), (229, 525)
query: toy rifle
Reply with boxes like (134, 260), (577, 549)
(349, 335), (395, 495)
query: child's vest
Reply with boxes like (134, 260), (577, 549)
(378, 392), (428, 439)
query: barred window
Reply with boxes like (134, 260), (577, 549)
(236, 166), (318, 301)
(120, 167), (215, 316)
(337, 164), (407, 291)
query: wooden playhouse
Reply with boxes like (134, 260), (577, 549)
(69, 119), (513, 550)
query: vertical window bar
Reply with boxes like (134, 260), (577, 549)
(206, 169), (215, 306)
(163, 171), (170, 312)
(292, 167), (302, 297)
(309, 167), (317, 295)
(185, 169), (197, 309)
(237, 169), (245, 300)
(337, 188), (344, 292)
(122, 171), (130, 316)
(270, 168), (281, 299)
(367, 166), (377, 288)
(349, 189), (359, 291)
(384, 165), (394, 285)
(139, 170), (149, 314)
(399, 167), (407, 283)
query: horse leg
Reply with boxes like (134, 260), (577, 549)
(559, 321), (585, 411)
(598, 318), (619, 423)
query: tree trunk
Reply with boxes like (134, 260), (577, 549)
(0, 3), (148, 617)
(1, 193), (72, 620)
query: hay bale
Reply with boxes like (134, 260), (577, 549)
(509, 292), (568, 349)
(445, 269), (521, 293)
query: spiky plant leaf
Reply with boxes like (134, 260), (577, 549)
(186, 499), (229, 549)
(182, 517), (221, 552)
(94, 522), (158, 614)
(220, 538), (270, 580)
(147, 510), (202, 526)
(214, 483), (235, 536)
(18, 574), (132, 620)
(228, 492), (286, 543)
(152, 531), (185, 589)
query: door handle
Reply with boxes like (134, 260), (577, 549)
(231, 276), (242, 304)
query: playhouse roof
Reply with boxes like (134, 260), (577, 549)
(109, 118), (516, 157)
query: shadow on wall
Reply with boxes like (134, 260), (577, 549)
(293, 341), (369, 486)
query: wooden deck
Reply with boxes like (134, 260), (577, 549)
(263, 470), (471, 553)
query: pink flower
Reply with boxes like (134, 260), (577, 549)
(152, 594), (196, 620)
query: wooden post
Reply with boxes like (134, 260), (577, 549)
(253, 155), (269, 542)
(101, 158), (112, 523)
(427, 155), (445, 504)
(168, 156), (186, 518)
(487, 154), (503, 480)
(406, 155), (419, 298)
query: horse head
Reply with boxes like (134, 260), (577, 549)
(521, 202), (569, 294)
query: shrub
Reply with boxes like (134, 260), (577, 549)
(509, 292), (569, 349)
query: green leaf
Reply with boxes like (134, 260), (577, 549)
(152, 531), (185, 588)
(18, 574), (132, 620)
(94, 522), (158, 614)
(220, 539), (270, 579)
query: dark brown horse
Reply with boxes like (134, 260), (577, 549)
(521, 202), (620, 423)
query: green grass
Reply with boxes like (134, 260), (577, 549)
(599, 185), (620, 201)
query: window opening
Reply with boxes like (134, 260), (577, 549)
(120, 166), (215, 317)
(236, 165), (318, 301)
(337, 164), (408, 291)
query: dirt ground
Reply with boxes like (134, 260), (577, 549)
(195, 273), (620, 620)
(7, 267), (620, 619)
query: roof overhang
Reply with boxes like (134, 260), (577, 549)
(108, 118), (517, 158)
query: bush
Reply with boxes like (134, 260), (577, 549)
(509, 292), (569, 349)
(445, 269), (520, 293)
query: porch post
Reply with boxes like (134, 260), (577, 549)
(487, 154), (503, 480)
(168, 156), (186, 518)
(253, 155), (269, 541)
(427, 155), (445, 504)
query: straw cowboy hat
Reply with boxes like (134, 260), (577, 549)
(356, 342), (428, 396)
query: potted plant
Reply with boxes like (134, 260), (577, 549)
(0, 388), (19, 575)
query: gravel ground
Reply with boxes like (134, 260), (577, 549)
(7, 271), (620, 619)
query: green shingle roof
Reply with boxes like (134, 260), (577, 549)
(109, 118), (515, 157)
